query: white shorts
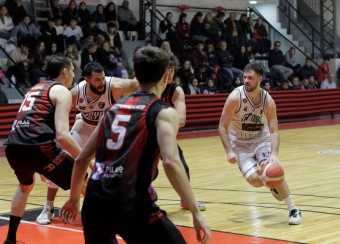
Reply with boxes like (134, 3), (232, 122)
(232, 141), (271, 179)
(70, 118), (96, 148)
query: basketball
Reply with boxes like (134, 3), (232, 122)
(259, 161), (284, 188)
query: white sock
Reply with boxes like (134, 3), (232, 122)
(283, 195), (297, 212)
(46, 200), (54, 207)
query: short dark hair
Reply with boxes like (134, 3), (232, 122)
(169, 55), (179, 68)
(305, 58), (312, 62)
(83, 62), (104, 78)
(244, 62), (264, 76)
(166, 12), (172, 17)
(88, 17), (96, 23)
(133, 46), (170, 84)
(216, 11), (225, 18)
(107, 22), (116, 28)
(45, 55), (72, 79)
(323, 56), (330, 61)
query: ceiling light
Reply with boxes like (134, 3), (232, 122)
(249, 1), (257, 4)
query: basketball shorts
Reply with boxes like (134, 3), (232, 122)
(6, 143), (74, 190)
(70, 118), (96, 148)
(232, 141), (271, 179)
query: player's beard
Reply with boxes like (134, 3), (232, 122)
(244, 80), (260, 92)
(89, 81), (106, 95)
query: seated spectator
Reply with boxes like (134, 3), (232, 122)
(105, 2), (117, 23)
(64, 43), (82, 84)
(300, 57), (318, 84)
(62, 0), (78, 27)
(175, 59), (194, 92)
(190, 12), (209, 44)
(118, 0), (142, 41)
(40, 17), (57, 52)
(77, 2), (90, 28)
(203, 13), (221, 45)
(195, 64), (210, 90)
(187, 77), (200, 95)
(203, 78), (217, 94)
(157, 12), (176, 44)
(97, 40), (122, 77)
(274, 80), (290, 90)
(223, 12), (244, 54)
(0, 5), (18, 46)
(284, 47), (301, 74)
(46, 42), (58, 55)
(173, 75), (182, 88)
(300, 78), (310, 90)
(205, 39), (219, 67)
(290, 76), (301, 90)
(27, 41), (47, 85)
(190, 40), (208, 68)
(81, 41), (98, 70)
(176, 13), (190, 40)
(64, 17), (83, 51)
(253, 18), (271, 54)
(17, 14), (41, 48)
(109, 52), (128, 79)
(82, 17), (106, 46)
(245, 43), (254, 61)
(262, 80), (271, 91)
(268, 41), (293, 83)
(321, 73), (337, 89)
(233, 45), (249, 70)
(214, 11), (230, 47)
(92, 4), (106, 32)
(239, 14), (257, 51)
(160, 41), (173, 56)
(50, 0), (62, 18)
(317, 57), (330, 85)
(308, 75), (318, 89)
(0, 79), (8, 104)
(104, 21), (125, 62)
(5, 38), (31, 88)
(4, 0), (26, 26)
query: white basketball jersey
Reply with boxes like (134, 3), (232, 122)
(228, 86), (270, 143)
(75, 77), (114, 126)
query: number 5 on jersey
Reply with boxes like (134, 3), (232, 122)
(106, 115), (132, 150)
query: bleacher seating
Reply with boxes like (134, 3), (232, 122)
(1, 89), (340, 138)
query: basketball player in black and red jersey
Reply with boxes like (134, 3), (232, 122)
(60, 47), (211, 244)
(3, 56), (87, 244)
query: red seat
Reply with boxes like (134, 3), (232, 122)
(178, 5), (190, 12)
(213, 6), (227, 11)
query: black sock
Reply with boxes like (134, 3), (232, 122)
(6, 215), (22, 242)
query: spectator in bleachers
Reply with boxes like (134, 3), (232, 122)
(239, 14), (257, 51)
(203, 78), (217, 94)
(77, 2), (90, 28)
(53, 16), (66, 52)
(230, 76), (242, 91)
(187, 77), (200, 95)
(105, 2), (117, 23)
(17, 14), (41, 49)
(0, 5), (19, 46)
(62, 0), (78, 27)
(97, 40), (122, 78)
(0, 79), (8, 104)
(321, 73), (337, 89)
(233, 45), (249, 71)
(190, 40), (208, 68)
(284, 47), (301, 75)
(81, 41), (98, 70)
(92, 4), (106, 32)
(27, 40), (47, 85)
(273, 80), (290, 91)
(324, 38), (339, 58)
(82, 17), (106, 46)
(262, 80), (271, 91)
(253, 18), (271, 54)
(50, 0), (62, 20)
(316, 57), (330, 85)
(176, 59), (194, 92)
(307, 75), (318, 89)
(223, 12), (244, 54)
(4, 0), (26, 26)
(213, 11), (230, 47)
(158, 12), (175, 43)
(64, 17), (83, 51)
(190, 12), (209, 44)
(109, 52), (128, 78)
(290, 76), (301, 90)
(245, 43), (254, 61)
(173, 75), (182, 88)
(195, 64), (209, 91)
(104, 21), (123, 57)
(216, 40), (243, 85)
(46, 42), (58, 55)
(40, 18), (62, 54)
(176, 13), (190, 40)
(299, 58), (318, 84)
(300, 78), (310, 90)
(160, 41), (173, 56)
(268, 41), (293, 83)
(118, 0), (142, 41)
(203, 13), (221, 46)
(205, 40), (218, 67)
(64, 43), (82, 84)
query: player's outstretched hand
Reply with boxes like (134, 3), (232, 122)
(193, 212), (211, 243)
(227, 151), (238, 164)
(59, 198), (80, 224)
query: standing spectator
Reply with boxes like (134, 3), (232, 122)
(321, 73), (337, 88)
(62, 0), (78, 27)
(233, 45), (249, 70)
(77, 2), (90, 27)
(0, 5), (19, 46)
(299, 58), (318, 83)
(253, 18), (271, 54)
(92, 4), (106, 32)
(4, 0), (26, 26)
(176, 13), (190, 39)
(268, 41), (293, 83)
(81, 42), (98, 70)
(17, 14), (41, 48)
(50, 0), (62, 19)
(203, 13), (221, 45)
(64, 17), (83, 51)
(317, 57), (330, 84)
(40, 17), (57, 53)
(27, 41), (47, 85)
(214, 11), (230, 46)
(105, 2), (117, 23)
(284, 47), (301, 75)
(190, 12), (209, 44)
(96, 40), (122, 78)
(118, 0), (142, 41)
(158, 12), (175, 43)
(239, 14), (257, 51)
(223, 12), (244, 53)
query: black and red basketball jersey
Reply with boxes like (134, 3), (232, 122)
(161, 81), (178, 107)
(86, 92), (169, 211)
(5, 81), (61, 146)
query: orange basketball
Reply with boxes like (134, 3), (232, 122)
(259, 161), (284, 188)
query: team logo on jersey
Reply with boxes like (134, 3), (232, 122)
(103, 165), (124, 178)
(89, 105), (93, 109)
(98, 102), (105, 109)
(15, 120), (30, 128)
(243, 98), (247, 103)
(91, 162), (105, 180)
(79, 98), (84, 103)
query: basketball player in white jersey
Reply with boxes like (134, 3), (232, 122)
(218, 62), (302, 225)
(36, 62), (139, 227)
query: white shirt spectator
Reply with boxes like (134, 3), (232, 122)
(320, 74), (337, 89)
(64, 25), (83, 40)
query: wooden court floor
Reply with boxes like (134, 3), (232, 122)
(0, 121), (340, 244)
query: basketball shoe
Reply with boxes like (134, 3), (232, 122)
(270, 189), (283, 201)
(148, 185), (158, 202)
(36, 204), (55, 225)
(289, 209), (302, 225)
(180, 201), (206, 211)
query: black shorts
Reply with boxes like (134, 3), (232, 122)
(5, 143), (75, 190)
